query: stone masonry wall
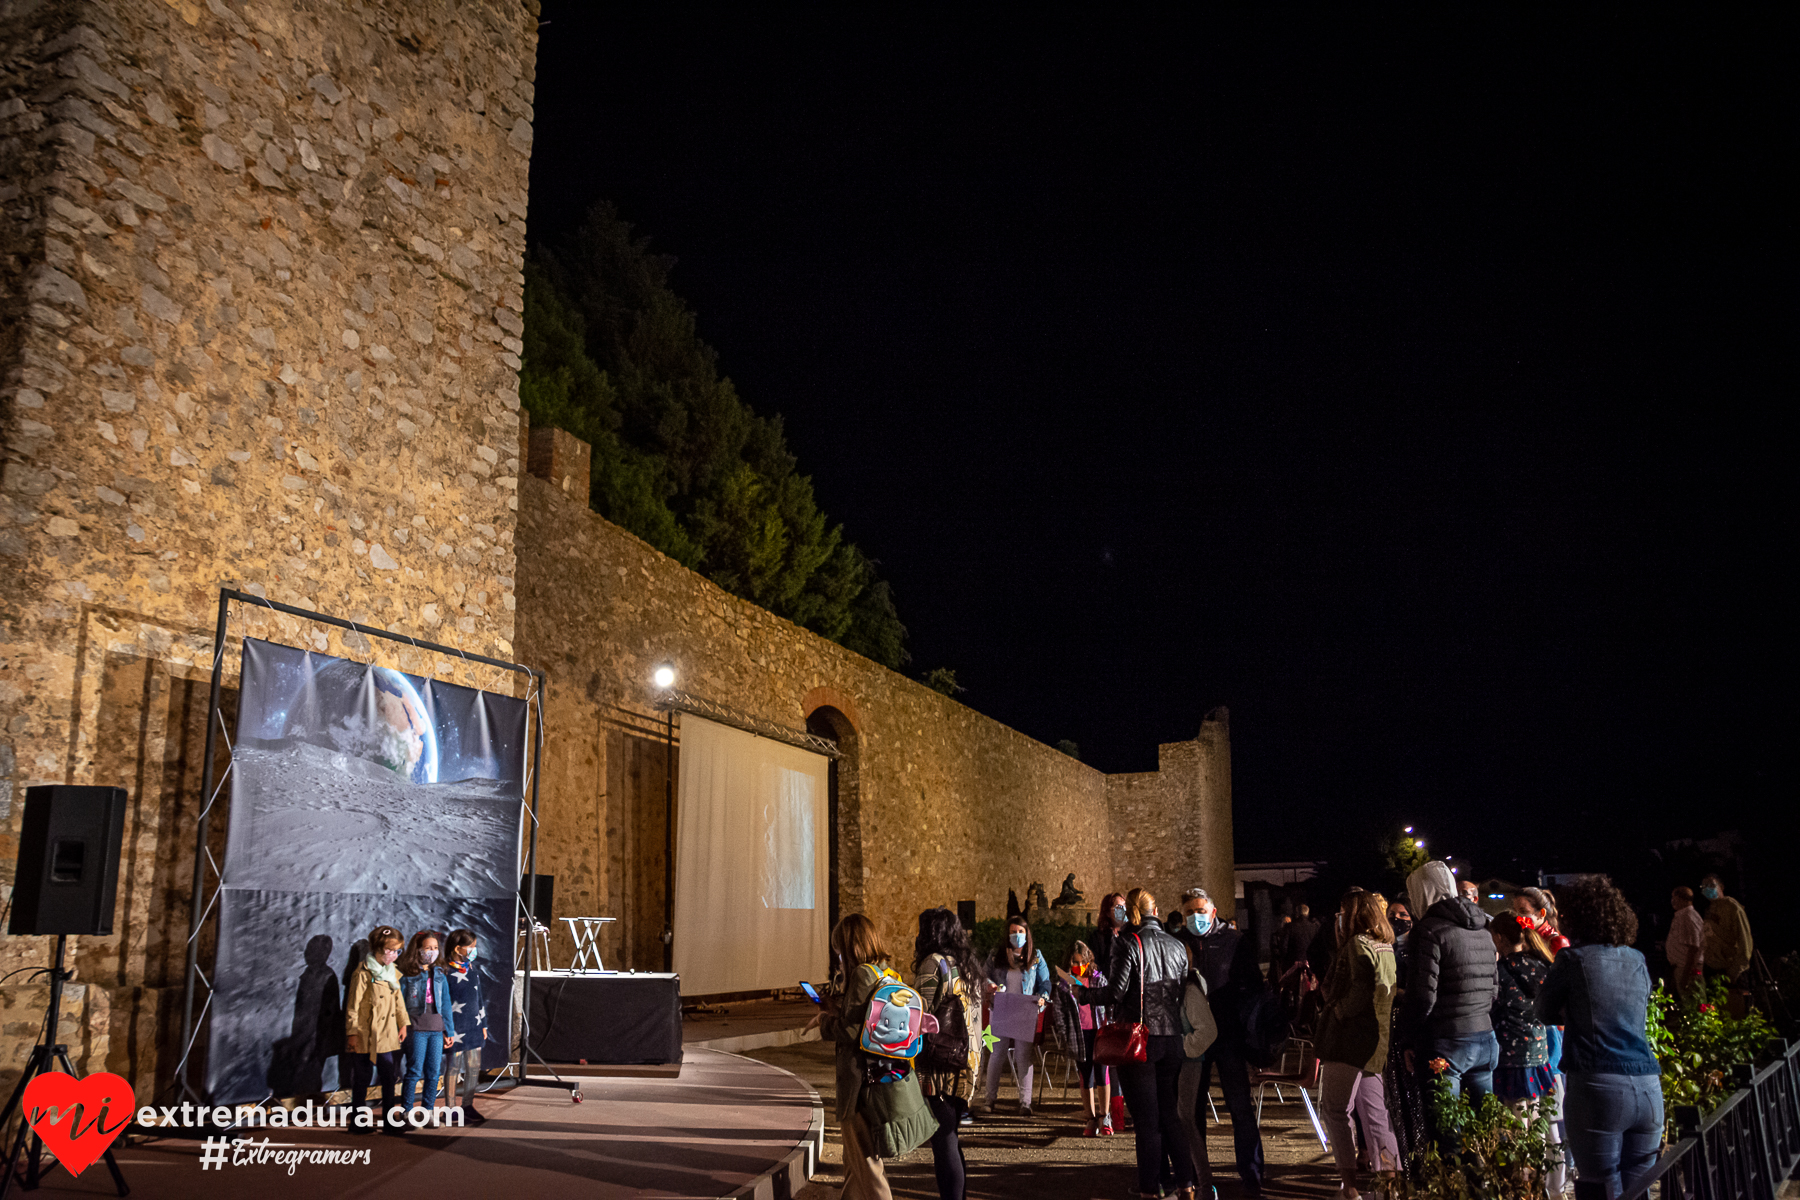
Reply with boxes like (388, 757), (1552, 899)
(1105, 708), (1237, 921)
(514, 456), (1238, 977)
(0, 0), (540, 1102)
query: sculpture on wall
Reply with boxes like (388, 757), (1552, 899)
(1051, 874), (1084, 908)
(1025, 881), (1048, 913)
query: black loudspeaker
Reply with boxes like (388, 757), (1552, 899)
(8, 785), (128, 936)
(958, 900), (977, 930)
(519, 873), (554, 920)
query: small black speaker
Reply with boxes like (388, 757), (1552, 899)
(958, 900), (977, 930)
(519, 873), (554, 920)
(9, 785), (128, 936)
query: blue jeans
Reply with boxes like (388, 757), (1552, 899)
(1565, 1072), (1663, 1199)
(1422, 1030), (1500, 1100)
(401, 1029), (446, 1109)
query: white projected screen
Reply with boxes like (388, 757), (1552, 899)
(760, 764), (817, 909)
(672, 715), (829, 995)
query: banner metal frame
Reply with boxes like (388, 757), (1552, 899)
(174, 588), (561, 1106)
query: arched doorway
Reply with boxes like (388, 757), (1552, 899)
(803, 691), (862, 931)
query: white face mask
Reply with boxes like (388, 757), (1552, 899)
(420, 949), (439, 964)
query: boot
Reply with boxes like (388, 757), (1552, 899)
(1112, 1094), (1129, 1130)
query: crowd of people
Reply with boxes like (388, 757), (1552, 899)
(811, 865), (1755, 1200)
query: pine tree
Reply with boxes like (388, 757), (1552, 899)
(520, 203), (909, 669)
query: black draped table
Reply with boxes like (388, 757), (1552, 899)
(517, 970), (683, 1064)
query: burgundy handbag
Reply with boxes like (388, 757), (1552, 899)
(1092, 933), (1150, 1066)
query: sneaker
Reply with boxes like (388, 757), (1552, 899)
(1081, 1118), (1098, 1138)
(1019, 1104), (1033, 1118)
(959, 1111), (974, 1126)
(1098, 1117), (1115, 1136)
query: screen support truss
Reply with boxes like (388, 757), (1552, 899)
(174, 588), (563, 1106)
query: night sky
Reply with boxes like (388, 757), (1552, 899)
(527, 10), (1792, 894)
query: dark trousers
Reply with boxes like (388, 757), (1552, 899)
(925, 1093), (968, 1200)
(348, 1051), (399, 1121)
(1119, 1035), (1197, 1196)
(1200, 1037), (1267, 1188)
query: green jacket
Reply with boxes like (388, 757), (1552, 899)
(821, 961), (889, 1122)
(1316, 934), (1397, 1073)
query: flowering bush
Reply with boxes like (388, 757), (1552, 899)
(1387, 1060), (1560, 1200)
(1647, 978), (1773, 1121)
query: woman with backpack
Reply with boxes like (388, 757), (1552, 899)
(1059, 887), (1200, 1200)
(817, 912), (937, 1200)
(914, 908), (983, 1200)
(981, 914), (1051, 1116)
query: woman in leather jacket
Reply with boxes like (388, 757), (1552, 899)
(1060, 887), (1198, 1200)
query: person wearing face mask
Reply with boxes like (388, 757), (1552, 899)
(1699, 874), (1753, 986)
(344, 924), (410, 1133)
(1060, 888), (1200, 1200)
(397, 929), (454, 1120)
(981, 916), (1051, 1116)
(443, 928), (489, 1123)
(1380, 895), (1428, 1177)
(1176, 886), (1268, 1196)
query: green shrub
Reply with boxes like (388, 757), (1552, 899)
(1647, 978), (1775, 1123)
(1390, 1064), (1560, 1200)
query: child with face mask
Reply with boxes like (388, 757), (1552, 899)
(397, 929), (454, 1119)
(345, 924), (410, 1133)
(443, 928), (489, 1123)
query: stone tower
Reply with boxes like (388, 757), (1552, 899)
(0, 0), (540, 1099)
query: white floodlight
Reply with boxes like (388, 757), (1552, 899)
(652, 665), (677, 689)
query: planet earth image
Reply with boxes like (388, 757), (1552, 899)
(273, 656), (440, 784)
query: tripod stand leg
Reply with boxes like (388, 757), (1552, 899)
(48, 1047), (127, 1197)
(0, 1044), (52, 1200)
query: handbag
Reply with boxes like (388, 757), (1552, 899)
(1092, 933), (1150, 1066)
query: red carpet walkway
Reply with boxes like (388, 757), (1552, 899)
(34, 1049), (821, 1200)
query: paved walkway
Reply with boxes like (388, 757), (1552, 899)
(745, 1040), (1342, 1200)
(38, 1049), (819, 1199)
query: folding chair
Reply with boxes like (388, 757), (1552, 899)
(1251, 1037), (1329, 1150)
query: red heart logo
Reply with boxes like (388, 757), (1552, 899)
(23, 1071), (134, 1177)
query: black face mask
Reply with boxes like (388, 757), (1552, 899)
(1391, 918), (1413, 937)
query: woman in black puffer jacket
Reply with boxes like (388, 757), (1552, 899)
(1061, 887), (1198, 1200)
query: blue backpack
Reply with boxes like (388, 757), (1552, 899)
(859, 969), (939, 1061)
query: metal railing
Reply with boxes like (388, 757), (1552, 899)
(1620, 1040), (1800, 1200)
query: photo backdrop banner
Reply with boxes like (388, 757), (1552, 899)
(205, 638), (527, 1105)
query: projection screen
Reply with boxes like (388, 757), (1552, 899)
(671, 715), (830, 995)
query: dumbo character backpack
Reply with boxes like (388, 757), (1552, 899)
(859, 970), (939, 1062)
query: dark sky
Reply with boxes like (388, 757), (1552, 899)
(528, 9), (1793, 885)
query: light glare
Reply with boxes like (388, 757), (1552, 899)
(652, 665), (676, 689)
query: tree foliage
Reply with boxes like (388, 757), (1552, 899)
(521, 203), (908, 668)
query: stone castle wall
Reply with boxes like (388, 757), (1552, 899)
(0, 0), (540, 1101)
(513, 438), (1238, 976)
(1105, 711), (1236, 921)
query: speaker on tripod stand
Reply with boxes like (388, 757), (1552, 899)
(0, 784), (130, 1198)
